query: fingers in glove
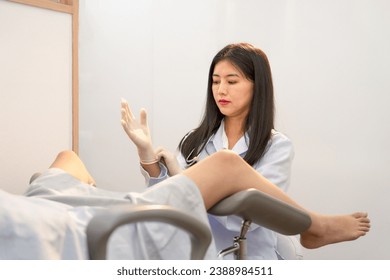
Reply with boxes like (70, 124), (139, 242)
(121, 99), (135, 122)
(139, 108), (148, 127)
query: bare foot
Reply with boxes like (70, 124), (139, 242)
(300, 212), (370, 249)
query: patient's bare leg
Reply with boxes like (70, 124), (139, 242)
(49, 150), (96, 186)
(182, 150), (370, 249)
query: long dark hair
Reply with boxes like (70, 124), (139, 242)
(178, 43), (275, 166)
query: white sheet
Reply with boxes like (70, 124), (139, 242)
(0, 169), (216, 259)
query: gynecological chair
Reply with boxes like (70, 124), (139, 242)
(87, 188), (312, 260)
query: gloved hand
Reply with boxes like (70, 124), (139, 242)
(121, 99), (156, 164)
(155, 147), (182, 176)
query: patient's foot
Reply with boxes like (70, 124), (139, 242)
(300, 212), (370, 249)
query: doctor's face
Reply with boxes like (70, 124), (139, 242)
(212, 60), (254, 120)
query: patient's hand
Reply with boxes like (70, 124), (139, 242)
(121, 99), (156, 162)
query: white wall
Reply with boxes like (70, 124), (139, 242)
(0, 1), (73, 195)
(79, 0), (390, 259)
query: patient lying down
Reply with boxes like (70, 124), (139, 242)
(0, 150), (370, 259)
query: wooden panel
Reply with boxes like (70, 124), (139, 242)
(10, 0), (73, 13)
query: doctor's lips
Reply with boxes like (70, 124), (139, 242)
(218, 99), (231, 105)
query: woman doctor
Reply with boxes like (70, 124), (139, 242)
(122, 43), (295, 259)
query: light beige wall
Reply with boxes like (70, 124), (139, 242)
(0, 1), (73, 194)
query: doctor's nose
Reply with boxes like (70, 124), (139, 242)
(217, 82), (227, 96)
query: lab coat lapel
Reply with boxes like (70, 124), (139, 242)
(209, 120), (249, 156)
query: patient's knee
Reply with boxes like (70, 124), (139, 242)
(212, 150), (242, 165)
(50, 150), (80, 168)
(56, 150), (78, 161)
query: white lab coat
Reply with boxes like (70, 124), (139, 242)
(141, 120), (294, 259)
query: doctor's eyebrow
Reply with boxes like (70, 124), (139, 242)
(212, 73), (241, 78)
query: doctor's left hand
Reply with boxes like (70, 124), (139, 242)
(121, 99), (156, 163)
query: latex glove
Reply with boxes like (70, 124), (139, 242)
(155, 147), (182, 176)
(121, 99), (156, 163)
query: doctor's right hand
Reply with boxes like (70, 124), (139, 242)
(121, 99), (156, 163)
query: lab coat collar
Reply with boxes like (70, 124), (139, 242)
(207, 119), (249, 156)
